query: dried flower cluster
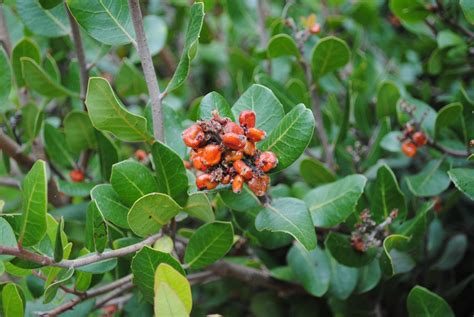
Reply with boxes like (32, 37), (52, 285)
(351, 209), (398, 252)
(182, 110), (278, 196)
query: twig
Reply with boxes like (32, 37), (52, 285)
(94, 290), (133, 310)
(0, 177), (20, 188)
(0, 4), (12, 56)
(433, 0), (474, 39)
(128, 0), (164, 142)
(256, 0), (271, 73)
(31, 270), (83, 297)
(427, 139), (469, 158)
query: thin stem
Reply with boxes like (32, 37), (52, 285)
(32, 270), (84, 297)
(128, 0), (164, 142)
(256, 0), (271, 73)
(0, 4), (12, 55)
(427, 139), (469, 158)
(434, 0), (474, 39)
(0, 177), (20, 188)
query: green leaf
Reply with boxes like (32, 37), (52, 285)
(131, 246), (185, 303)
(67, 0), (135, 46)
(115, 59), (147, 97)
(75, 255), (117, 274)
(255, 74), (300, 113)
(255, 197), (316, 251)
(86, 201), (108, 253)
(232, 84), (285, 135)
(21, 57), (79, 98)
(183, 192), (215, 223)
(406, 159), (450, 197)
(110, 160), (158, 206)
(379, 234), (413, 276)
(154, 263), (192, 313)
(371, 164), (406, 222)
(325, 232), (376, 267)
(21, 104), (43, 141)
(327, 250), (359, 300)
(143, 15), (168, 56)
(154, 282), (189, 317)
(287, 244), (330, 297)
(433, 234), (467, 270)
(407, 286), (454, 317)
(2, 283), (24, 317)
(304, 175), (367, 227)
(43, 268), (74, 304)
(39, 0), (62, 9)
(434, 102), (463, 140)
(0, 48), (12, 110)
(0, 217), (17, 261)
(311, 36), (350, 78)
(437, 30), (464, 49)
(90, 184), (129, 229)
(151, 141), (188, 204)
(259, 104), (315, 171)
(64, 111), (97, 154)
(184, 221), (234, 269)
(355, 260), (381, 294)
(199, 91), (234, 121)
(267, 34), (300, 58)
(43, 123), (75, 169)
(165, 2), (204, 93)
(19, 160), (47, 247)
(127, 193), (181, 237)
(17, 0), (70, 37)
(389, 0), (430, 23)
(53, 217), (64, 262)
(460, 0), (474, 25)
(376, 81), (400, 118)
(299, 158), (336, 187)
(85, 77), (152, 142)
(12, 38), (41, 87)
(95, 131), (120, 181)
(448, 168), (474, 200)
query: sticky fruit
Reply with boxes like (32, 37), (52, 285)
(190, 149), (207, 171)
(243, 141), (256, 156)
(201, 144), (222, 166)
(232, 175), (244, 193)
(239, 110), (256, 128)
(246, 128), (266, 142)
(256, 151), (278, 172)
(70, 169), (85, 182)
(135, 149), (147, 161)
(233, 160), (253, 180)
(222, 133), (246, 150)
(196, 174), (218, 190)
(224, 150), (243, 162)
(223, 122), (244, 135)
(412, 131), (427, 146)
(182, 124), (205, 148)
(247, 174), (270, 196)
(402, 141), (417, 157)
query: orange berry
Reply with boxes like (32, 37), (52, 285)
(221, 174), (231, 185)
(196, 174), (218, 190)
(239, 110), (256, 128)
(223, 122), (244, 135)
(134, 149), (147, 161)
(248, 174), (270, 196)
(224, 150), (243, 162)
(402, 141), (417, 157)
(70, 169), (85, 182)
(222, 133), (246, 150)
(190, 149), (207, 171)
(243, 141), (256, 156)
(232, 175), (244, 193)
(256, 151), (278, 172)
(182, 124), (205, 148)
(412, 131), (427, 147)
(201, 144), (222, 166)
(233, 160), (253, 180)
(246, 128), (266, 142)
(309, 23), (321, 34)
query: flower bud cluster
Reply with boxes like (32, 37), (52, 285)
(182, 110), (278, 196)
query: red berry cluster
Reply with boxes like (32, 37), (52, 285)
(181, 110), (278, 196)
(400, 123), (427, 158)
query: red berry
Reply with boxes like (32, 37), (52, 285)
(201, 144), (222, 166)
(222, 133), (246, 150)
(233, 160), (253, 180)
(239, 110), (256, 128)
(224, 150), (243, 162)
(402, 141), (417, 157)
(309, 23), (321, 34)
(412, 131), (427, 147)
(232, 175), (244, 193)
(196, 174), (218, 190)
(70, 169), (84, 182)
(256, 151), (278, 172)
(190, 149), (207, 171)
(223, 122), (244, 135)
(134, 149), (147, 161)
(182, 124), (205, 148)
(248, 174), (270, 196)
(246, 128), (266, 142)
(243, 141), (256, 156)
